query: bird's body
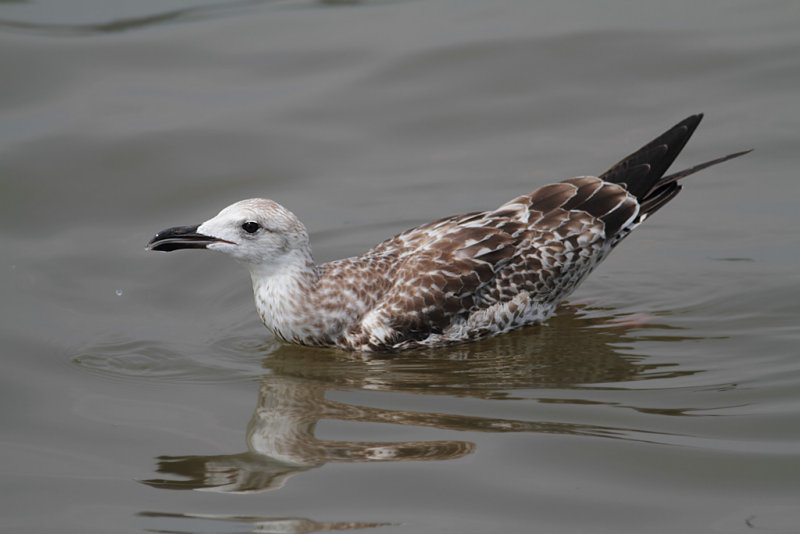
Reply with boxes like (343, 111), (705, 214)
(148, 114), (748, 352)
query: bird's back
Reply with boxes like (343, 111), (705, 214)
(328, 175), (632, 350)
(320, 114), (748, 351)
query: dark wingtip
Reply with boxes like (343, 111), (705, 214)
(599, 114), (750, 223)
(599, 113), (707, 200)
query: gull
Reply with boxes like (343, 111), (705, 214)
(148, 114), (748, 352)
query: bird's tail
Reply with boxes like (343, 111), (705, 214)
(599, 114), (751, 220)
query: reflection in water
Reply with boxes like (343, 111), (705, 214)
(142, 308), (699, 495)
(140, 510), (391, 533)
(261, 307), (698, 397)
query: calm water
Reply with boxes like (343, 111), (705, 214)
(2, 1), (800, 533)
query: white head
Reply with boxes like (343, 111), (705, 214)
(148, 198), (311, 273)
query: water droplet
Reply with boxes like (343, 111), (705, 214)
(115, 289), (124, 297)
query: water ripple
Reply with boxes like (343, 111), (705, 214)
(0, 0), (401, 37)
(72, 335), (273, 383)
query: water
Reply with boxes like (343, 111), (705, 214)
(2, 1), (799, 532)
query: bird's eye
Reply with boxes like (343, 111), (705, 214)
(241, 221), (260, 234)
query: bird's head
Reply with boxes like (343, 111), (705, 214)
(147, 199), (310, 271)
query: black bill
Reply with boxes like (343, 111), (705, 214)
(147, 225), (225, 252)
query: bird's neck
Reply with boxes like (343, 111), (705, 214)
(248, 248), (324, 345)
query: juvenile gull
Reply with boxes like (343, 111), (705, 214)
(148, 114), (749, 352)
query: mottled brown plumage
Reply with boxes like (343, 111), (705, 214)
(148, 114), (749, 352)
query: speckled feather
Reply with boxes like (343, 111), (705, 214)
(149, 114), (749, 352)
(306, 176), (631, 351)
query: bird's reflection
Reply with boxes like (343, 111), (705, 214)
(141, 306), (697, 494)
(139, 510), (392, 534)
